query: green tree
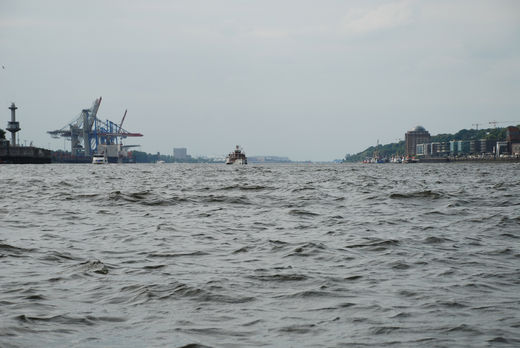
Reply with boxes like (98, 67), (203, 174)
(0, 128), (5, 139)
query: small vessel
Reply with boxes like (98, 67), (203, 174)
(403, 156), (418, 163)
(92, 153), (108, 164)
(225, 145), (247, 165)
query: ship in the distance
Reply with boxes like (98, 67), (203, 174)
(225, 145), (247, 165)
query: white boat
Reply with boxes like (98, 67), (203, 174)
(92, 153), (108, 164)
(225, 145), (247, 165)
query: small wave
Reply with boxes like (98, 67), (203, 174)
(498, 216), (520, 227)
(232, 246), (252, 254)
(107, 190), (188, 206)
(488, 337), (510, 344)
(219, 184), (270, 191)
(390, 312), (411, 318)
(176, 327), (253, 338)
(398, 290), (418, 298)
(423, 236), (451, 244)
(0, 243), (34, 257)
(438, 301), (469, 309)
(75, 193), (101, 199)
(443, 324), (481, 334)
(241, 319), (265, 327)
(148, 251), (208, 258)
(40, 250), (81, 262)
(286, 242), (327, 257)
(143, 264), (166, 270)
(16, 314), (126, 325)
(345, 239), (399, 251)
(288, 209), (320, 217)
(202, 195), (251, 205)
(269, 239), (288, 245)
(268, 240), (290, 252)
(248, 273), (309, 282)
(344, 275), (362, 281)
(108, 190), (149, 202)
(278, 290), (342, 299)
(278, 323), (317, 334)
(390, 261), (410, 270)
(16, 314), (94, 326)
(25, 294), (46, 301)
(177, 344), (213, 348)
(500, 233), (519, 239)
(371, 326), (401, 335)
(68, 259), (109, 275)
(389, 190), (443, 199)
(119, 282), (254, 305)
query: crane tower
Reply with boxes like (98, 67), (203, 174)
(48, 97), (142, 158)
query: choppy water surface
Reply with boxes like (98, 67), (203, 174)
(1, 163), (519, 347)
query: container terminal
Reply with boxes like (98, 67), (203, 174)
(48, 97), (143, 163)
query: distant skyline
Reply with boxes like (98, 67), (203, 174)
(1, 0), (519, 161)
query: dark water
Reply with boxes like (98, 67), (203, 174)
(1, 163), (519, 347)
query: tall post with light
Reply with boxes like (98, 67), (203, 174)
(7, 103), (21, 146)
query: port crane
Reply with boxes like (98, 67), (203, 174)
(488, 120), (519, 128)
(48, 97), (142, 156)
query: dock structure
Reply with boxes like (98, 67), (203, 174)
(1, 103), (51, 164)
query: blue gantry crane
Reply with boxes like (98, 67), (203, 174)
(48, 97), (142, 157)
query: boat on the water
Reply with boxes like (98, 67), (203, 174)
(226, 145), (247, 165)
(403, 156), (419, 163)
(92, 153), (108, 164)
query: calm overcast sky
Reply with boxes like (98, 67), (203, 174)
(1, 0), (519, 161)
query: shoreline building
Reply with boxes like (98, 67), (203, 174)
(173, 147), (187, 160)
(414, 125), (520, 159)
(173, 147), (193, 161)
(507, 126), (520, 155)
(405, 126), (431, 157)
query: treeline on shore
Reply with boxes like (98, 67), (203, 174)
(344, 126), (516, 163)
(130, 151), (221, 163)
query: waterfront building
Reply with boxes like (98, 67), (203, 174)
(506, 126), (520, 142)
(480, 139), (494, 154)
(416, 143), (426, 156)
(416, 142), (450, 158)
(405, 126), (431, 156)
(406, 125), (520, 160)
(496, 141), (508, 156)
(506, 126), (520, 155)
(173, 147), (188, 159)
(450, 140), (458, 155)
(469, 140), (479, 154)
(458, 141), (470, 155)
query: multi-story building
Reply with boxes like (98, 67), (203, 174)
(173, 147), (188, 160)
(405, 126), (431, 156)
(416, 142), (450, 157)
(506, 126), (520, 155)
(480, 139), (495, 154)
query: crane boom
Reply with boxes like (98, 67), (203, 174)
(119, 109), (127, 130)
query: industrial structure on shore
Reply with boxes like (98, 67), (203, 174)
(1, 103), (51, 164)
(48, 97), (143, 163)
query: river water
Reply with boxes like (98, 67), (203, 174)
(1, 163), (519, 347)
